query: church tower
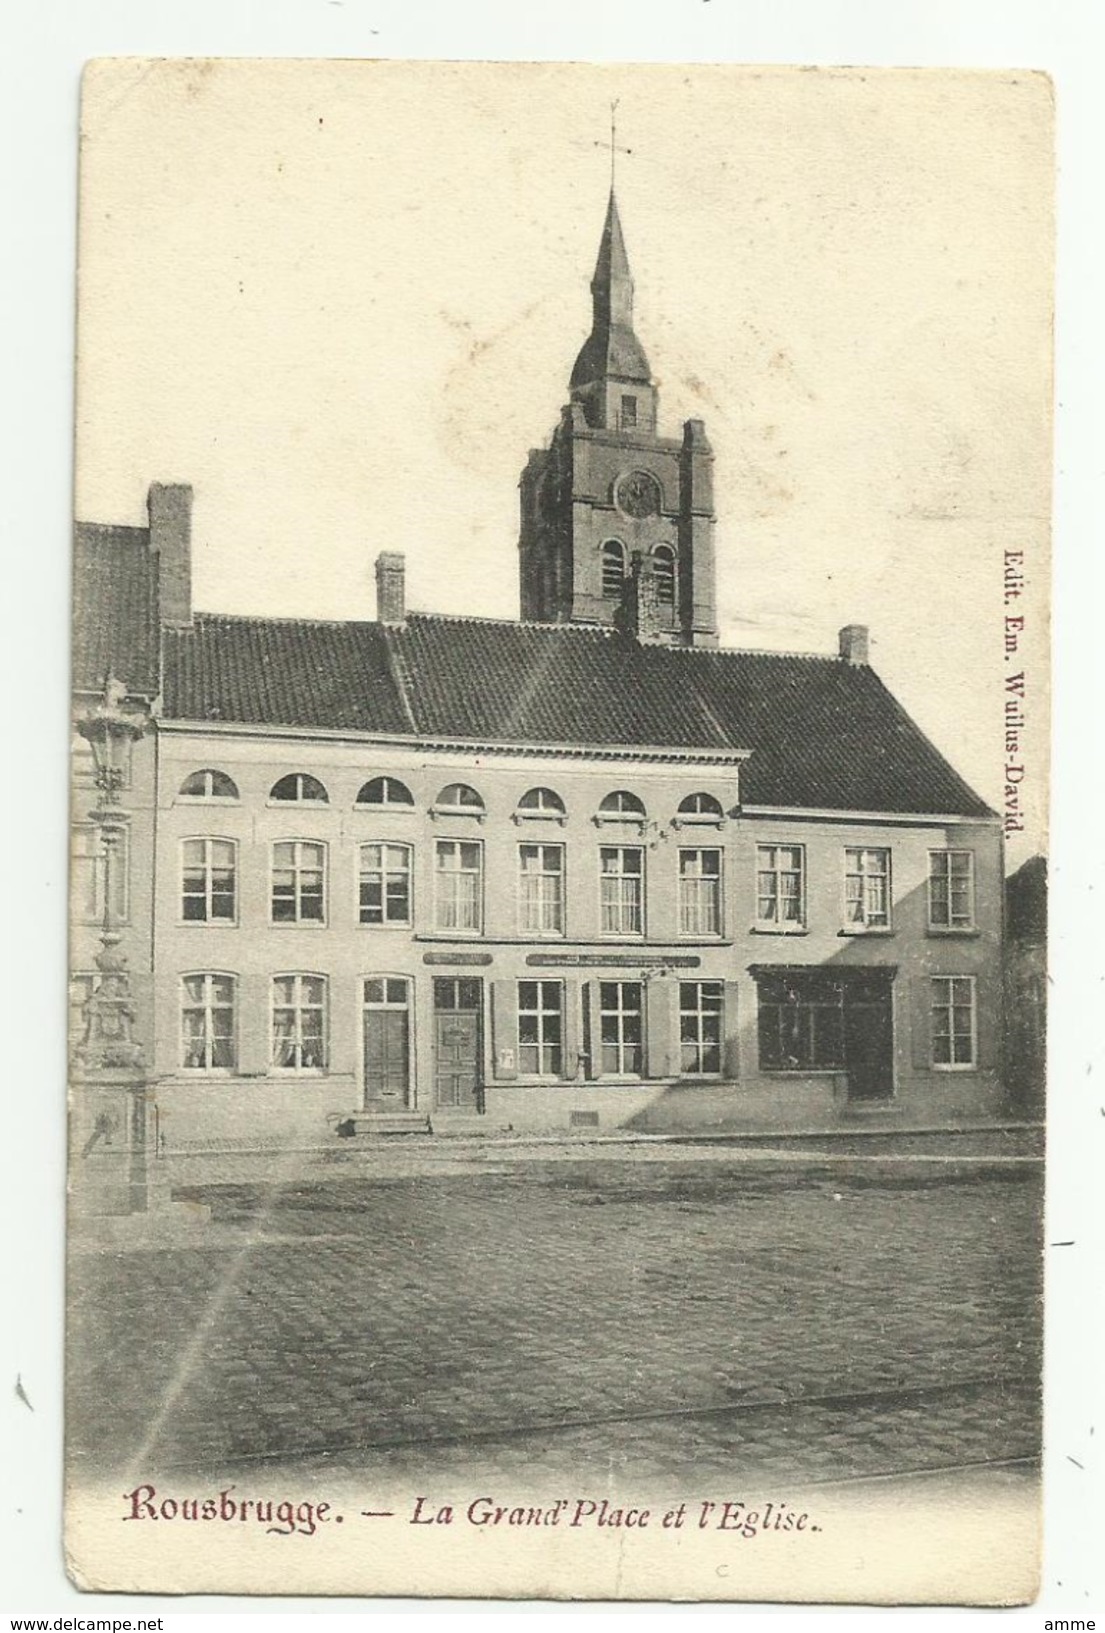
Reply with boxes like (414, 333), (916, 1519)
(519, 189), (719, 646)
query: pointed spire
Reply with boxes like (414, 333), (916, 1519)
(592, 189), (632, 296)
(570, 188), (654, 426)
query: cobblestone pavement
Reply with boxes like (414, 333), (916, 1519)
(67, 1153), (1043, 1493)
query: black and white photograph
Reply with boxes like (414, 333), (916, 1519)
(62, 59), (1053, 1602)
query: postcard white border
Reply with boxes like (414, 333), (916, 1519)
(5, 0), (1102, 1622)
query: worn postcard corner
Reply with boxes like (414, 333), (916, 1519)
(67, 58), (1051, 1604)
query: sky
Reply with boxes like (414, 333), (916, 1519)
(75, 60), (1052, 863)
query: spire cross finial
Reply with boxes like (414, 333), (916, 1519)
(596, 99), (632, 189)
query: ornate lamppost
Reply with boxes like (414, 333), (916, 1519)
(71, 676), (156, 1215)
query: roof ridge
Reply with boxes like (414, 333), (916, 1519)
(180, 608), (879, 670)
(189, 609), (379, 630)
(406, 610), (608, 634)
(692, 642), (845, 665)
(405, 610), (845, 662)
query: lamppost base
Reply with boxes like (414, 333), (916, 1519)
(68, 1075), (169, 1219)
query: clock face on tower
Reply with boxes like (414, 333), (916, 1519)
(615, 470), (661, 520)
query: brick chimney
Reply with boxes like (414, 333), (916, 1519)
(839, 624), (869, 666)
(616, 556), (664, 644)
(375, 551), (406, 624)
(148, 482), (194, 627)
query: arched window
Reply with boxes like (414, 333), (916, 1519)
(181, 973), (238, 1071)
(601, 540), (627, 599)
(653, 544), (676, 606)
(599, 790), (646, 818)
(678, 792), (724, 819)
(435, 783), (484, 812)
(179, 769), (239, 800)
(271, 974), (328, 1071)
(518, 787), (566, 816)
(356, 776), (414, 808)
(270, 772), (329, 804)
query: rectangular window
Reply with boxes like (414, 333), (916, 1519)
(434, 976), (482, 1011)
(844, 847), (891, 929)
(519, 843), (564, 935)
(680, 980), (724, 1074)
(599, 981), (643, 1075)
(71, 825), (128, 924)
(272, 974), (327, 1070)
(359, 843), (412, 926)
(679, 848), (722, 936)
(271, 840), (326, 924)
(756, 843), (805, 929)
(434, 839), (483, 933)
(364, 976), (409, 1007)
(182, 838), (237, 922)
(620, 394), (637, 429)
(928, 850), (975, 930)
(600, 846), (644, 937)
(757, 972), (846, 1071)
(518, 980), (564, 1076)
(931, 976), (977, 1069)
(181, 973), (237, 1071)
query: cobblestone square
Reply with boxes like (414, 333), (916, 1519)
(67, 1144), (1043, 1496)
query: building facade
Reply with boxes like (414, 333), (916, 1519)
(71, 190), (1009, 1146)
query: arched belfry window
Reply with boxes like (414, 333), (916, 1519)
(653, 544), (676, 606)
(601, 540), (627, 599)
(270, 773), (329, 804)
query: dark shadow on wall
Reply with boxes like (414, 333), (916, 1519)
(1004, 856), (1047, 1119)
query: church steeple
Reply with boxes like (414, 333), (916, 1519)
(569, 190), (657, 433)
(591, 189), (634, 329)
(518, 179), (719, 648)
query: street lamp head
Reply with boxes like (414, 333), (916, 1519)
(77, 675), (147, 800)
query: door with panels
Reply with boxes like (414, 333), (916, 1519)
(362, 977), (412, 1108)
(433, 977), (483, 1110)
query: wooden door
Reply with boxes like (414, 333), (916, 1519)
(843, 979), (894, 1102)
(434, 1012), (480, 1108)
(363, 985), (410, 1106)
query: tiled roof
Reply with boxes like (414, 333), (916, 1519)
(162, 615), (411, 735)
(159, 611), (993, 818)
(72, 524), (160, 697)
(391, 617), (733, 750)
(72, 525), (992, 816)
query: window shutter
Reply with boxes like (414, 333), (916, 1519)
(583, 981), (602, 1080)
(490, 980), (518, 1081)
(562, 979), (582, 1082)
(723, 981), (741, 1079)
(645, 979), (675, 1078)
(973, 973), (992, 1072)
(910, 976), (933, 1071)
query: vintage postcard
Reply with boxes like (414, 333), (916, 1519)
(66, 59), (1052, 1602)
